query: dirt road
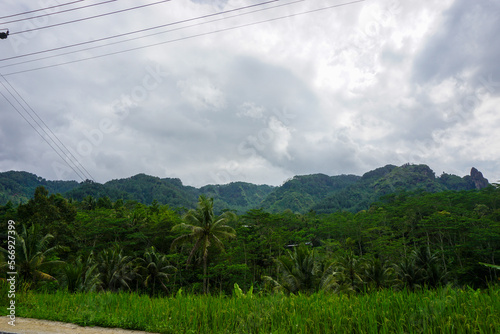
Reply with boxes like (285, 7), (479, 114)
(0, 317), (159, 334)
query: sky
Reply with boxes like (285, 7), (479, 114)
(0, 0), (499, 187)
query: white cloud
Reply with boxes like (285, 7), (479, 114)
(237, 102), (265, 119)
(177, 76), (226, 111)
(1, 0), (499, 186)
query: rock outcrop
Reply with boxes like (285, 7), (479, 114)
(470, 167), (489, 189)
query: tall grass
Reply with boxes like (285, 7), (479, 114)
(2, 285), (499, 333)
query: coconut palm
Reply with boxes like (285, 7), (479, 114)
(171, 195), (236, 294)
(363, 257), (395, 291)
(1, 224), (64, 285)
(334, 251), (366, 292)
(414, 246), (447, 288)
(263, 244), (338, 294)
(139, 246), (177, 295)
(61, 252), (100, 293)
(395, 250), (425, 290)
(97, 244), (137, 291)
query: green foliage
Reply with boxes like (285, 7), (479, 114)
(200, 182), (275, 214)
(1, 224), (64, 285)
(16, 187), (77, 244)
(60, 252), (100, 293)
(7, 287), (500, 333)
(96, 244), (137, 292)
(171, 195), (237, 293)
(312, 164), (481, 214)
(480, 262), (500, 270)
(0, 164), (489, 215)
(0, 167), (498, 298)
(233, 282), (254, 298)
(138, 246), (177, 296)
(261, 174), (360, 213)
(263, 244), (339, 294)
(0, 171), (79, 205)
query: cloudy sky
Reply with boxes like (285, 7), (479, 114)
(0, 0), (499, 187)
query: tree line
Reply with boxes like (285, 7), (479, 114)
(1, 185), (499, 296)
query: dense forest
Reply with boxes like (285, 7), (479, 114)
(0, 163), (491, 214)
(1, 164), (499, 296)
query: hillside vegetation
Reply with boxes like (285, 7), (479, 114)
(0, 164), (489, 214)
(0, 165), (498, 332)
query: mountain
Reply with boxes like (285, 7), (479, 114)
(259, 173), (360, 213)
(0, 170), (274, 213)
(0, 171), (79, 205)
(199, 182), (275, 213)
(65, 174), (199, 209)
(0, 164), (490, 214)
(65, 174), (274, 213)
(310, 164), (488, 214)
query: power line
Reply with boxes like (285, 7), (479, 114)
(0, 0), (118, 25)
(0, 90), (88, 182)
(10, 0), (172, 36)
(0, 0), (86, 20)
(0, 0), (284, 64)
(0, 75), (95, 181)
(2, 0), (366, 76)
(1, 0), (298, 70)
(0, 73), (94, 181)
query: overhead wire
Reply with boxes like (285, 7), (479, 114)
(0, 74), (92, 182)
(2, 0), (366, 76)
(9, 0), (172, 36)
(1, 0), (282, 63)
(0, 0), (286, 65)
(0, 0), (86, 20)
(0, 0), (365, 182)
(0, 74), (95, 181)
(0, 0), (118, 25)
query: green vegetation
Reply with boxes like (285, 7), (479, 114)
(2, 286), (499, 333)
(1, 183), (499, 294)
(171, 195), (236, 294)
(0, 163), (488, 213)
(0, 164), (498, 332)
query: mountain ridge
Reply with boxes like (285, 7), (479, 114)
(0, 164), (490, 214)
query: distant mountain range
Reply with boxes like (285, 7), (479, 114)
(0, 164), (490, 214)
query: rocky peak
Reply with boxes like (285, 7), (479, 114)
(470, 167), (489, 189)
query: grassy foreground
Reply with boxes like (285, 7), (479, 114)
(3, 286), (500, 334)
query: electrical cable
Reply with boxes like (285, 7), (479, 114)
(0, 89), (88, 182)
(0, 74), (94, 181)
(0, 0), (86, 20)
(10, 0), (172, 36)
(2, 0), (365, 76)
(0, 0), (286, 64)
(0, 74), (95, 181)
(0, 0), (118, 25)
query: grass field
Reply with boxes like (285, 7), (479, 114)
(2, 286), (499, 333)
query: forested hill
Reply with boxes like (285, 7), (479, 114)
(0, 164), (490, 213)
(0, 172), (275, 213)
(311, 164), (490, 214)
(0, 171), (79, 205)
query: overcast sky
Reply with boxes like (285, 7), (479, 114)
(0, 0), (499, 187)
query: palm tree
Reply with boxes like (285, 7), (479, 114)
(334, 251), (366, 292)
(171, 195), (236, 294)
(61, 252), (100, 293)
(97, 244), (136, 291)
(263, 244), (338, 294)
(363, 257), (395, 291)
(139, 246), (177, 296)
(395, 250), (425, 290)
(82, 195), (97, 210)
(1, 224), (64, 285)
(414, 246), (447, 288)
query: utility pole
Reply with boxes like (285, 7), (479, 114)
(0, 29), (9, 39)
